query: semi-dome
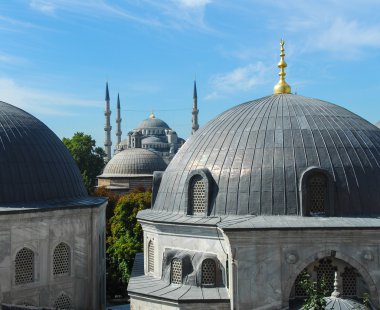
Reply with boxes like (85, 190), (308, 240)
(153, 94), (380, 216)
(100, 148), (167, 177)
(0, 101), (87, 204)
(138, 115), (170, 129)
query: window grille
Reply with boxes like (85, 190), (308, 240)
(171, 258), (182, 285)
(342, 267), (357, 296)
(316, 258), (335, 294)
(294, 269), (308, 297)
(309, 173), (328, 215)
(201, 259), (216, 287)
(54, 293), (72, 310)
(189, 175), (206, 215)
(148, 240), (154, 273)
(15, 247), (34, 285)
(53, 242), (70, 276)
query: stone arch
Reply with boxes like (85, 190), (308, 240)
(284, 249), (379, 307)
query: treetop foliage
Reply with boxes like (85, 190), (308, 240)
(62, 132), (105, 192)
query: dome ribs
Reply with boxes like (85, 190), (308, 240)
(153, 94), (380, 217)
(0, 101), (87, 203)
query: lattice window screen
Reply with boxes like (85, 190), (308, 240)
(342, 267), (357, 296)
(148, 240), (154, 273)
(201, 259), (216, 286)
(316, 258), (335, 294)
(15, 247), (34, 285)
(309, 173), (328, 214)
(53, 242), (70, 276)
(54, 293), (72, 310)
(189, 175), (206, 215)
(171, 258), (182, 285)
(294, 269), (308, 297)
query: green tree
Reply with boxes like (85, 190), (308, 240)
(300, 271), (329, 310)
(62, 132), (105, 192)
(107, 188), (151, 297)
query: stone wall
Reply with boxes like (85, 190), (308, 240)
(225, 228), (380, 310)
(0, 203), (106, 310)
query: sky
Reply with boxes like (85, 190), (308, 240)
(0, 0), (380, 148)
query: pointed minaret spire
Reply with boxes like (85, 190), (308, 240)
(104, 82), (112, 162)
(116, 93), (122, 147)
(191, 80), (199, 134)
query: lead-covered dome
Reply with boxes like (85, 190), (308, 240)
(0, 101), (87, 203)
(100, 148), (167, 177)
(138, 116), (169, 129)
(153, 94), (380, 216)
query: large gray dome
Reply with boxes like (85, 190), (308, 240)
(100, 148), (167, 177)
(153, 94), (380, 216)
(138, 116), (169, 129)
(0, 101), (87, 203)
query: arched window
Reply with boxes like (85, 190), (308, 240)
(308, 172), (328, 215)
(294, 269), (308, 298)
(201, 259), (216, 287)
(148, 240), (154, 273)
(316, 258), (336, 294)
(15, 247), (34, 285)
(189, 175), (206, 215)
(342, 267), (357, 296)
(171, 258), (182, 285)
(53, 242), (70, 276)
(54, 293), (72, 310)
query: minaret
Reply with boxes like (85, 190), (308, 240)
(191, 80), (199, 134)
(115, 93), (122, 147)
(104, 82), (112, 162)
(273, 39), (292, 94)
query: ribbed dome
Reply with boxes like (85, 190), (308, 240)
(100, 148), (167, 177)
(138, 117), (169, 129)
(0, 101), (87, 203)
(153, 94), (380, 216)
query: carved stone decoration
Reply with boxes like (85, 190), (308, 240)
(286, 253), (298, 264)
(363, 251), (374, 261)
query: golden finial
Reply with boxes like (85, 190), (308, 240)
(273, 39), (292, 94)
(149, 111), (155, 119)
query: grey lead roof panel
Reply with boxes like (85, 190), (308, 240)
(127, 253), (230, 303)
(138, 210), (380, 230)
(99, 148), (167, 177)
(151, 94), (380, 217)
(0, 101), (87, 204)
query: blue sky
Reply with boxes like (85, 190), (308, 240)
(0, 0), (380, 147)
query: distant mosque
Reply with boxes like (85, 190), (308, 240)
(98, 81), (199, 193)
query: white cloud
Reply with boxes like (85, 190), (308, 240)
(30, 0), (56, 14)
(206, 62), (271, 99)
(25, 0), (212, 31)
(0, 52), (26, 65)
(176, 0), (211, 8)
(0, 77), (100, 116)
(315, 18), (380, 53)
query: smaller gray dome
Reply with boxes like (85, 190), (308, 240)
(142, 136), (163, 144)
(138, 117), (170, 129)
(100, 148), (167, 177)
(323, 297), (366, 310)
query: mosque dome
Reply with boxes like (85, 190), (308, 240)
(100, 148), (167, 177)
(142, 136), (163, 144)
(0, 101), (87, 204)
(153, 94), (380, 216)
(138, 113), (170, 129)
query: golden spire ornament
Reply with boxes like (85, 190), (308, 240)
(273, 39), (292, 94)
